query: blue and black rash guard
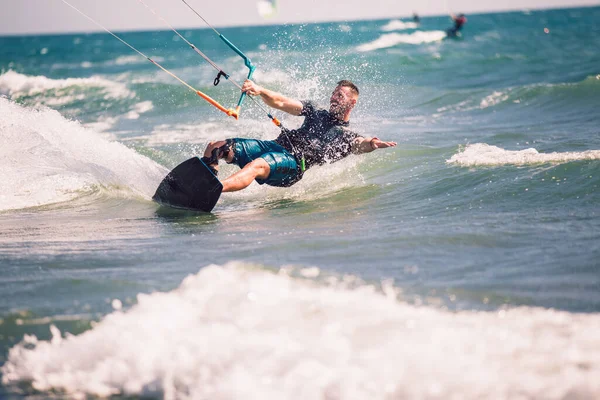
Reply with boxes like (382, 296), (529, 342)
(274, 101), (363, 170)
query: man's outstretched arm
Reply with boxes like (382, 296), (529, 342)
(352, 137), (397, 154)
(242, 80), (303, 116)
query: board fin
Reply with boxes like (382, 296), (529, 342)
(152, 157), (223, 212)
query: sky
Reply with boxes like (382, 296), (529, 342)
(1, 0), (599, 35)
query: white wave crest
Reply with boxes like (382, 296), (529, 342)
(479, 91), (510, 109)
(381, 20), (419, 32)
(124, 100), (154, 120)
(357, 31), (446, 52)
(3, 263), (600, 399)
(447, 143), (600, 166)
(107, 55), (164, 66)
(0, 70), (134, 100)
(113, 55), (144, 66)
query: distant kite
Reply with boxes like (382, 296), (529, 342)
(257, 0), (277, 18)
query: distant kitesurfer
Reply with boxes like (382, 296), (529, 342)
(200, 80), (397, 192)
(446, 13), (467, 37)
(413, 12), (421, 24)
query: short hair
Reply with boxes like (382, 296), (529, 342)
(337, 80), (359, 96)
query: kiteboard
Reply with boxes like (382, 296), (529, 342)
(152, 157), (223, 212)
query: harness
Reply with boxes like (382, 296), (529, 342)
(279, 127), (306, 173)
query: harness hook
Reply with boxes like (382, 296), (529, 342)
(214, 71), (227, 86)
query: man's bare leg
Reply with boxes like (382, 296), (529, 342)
(221, 158), (270, 192)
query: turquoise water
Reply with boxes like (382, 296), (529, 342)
(1, 6), (600, 399)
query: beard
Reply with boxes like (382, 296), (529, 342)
(329, 102), (345, 116)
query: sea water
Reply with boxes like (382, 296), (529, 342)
(1, 6), (599, 399)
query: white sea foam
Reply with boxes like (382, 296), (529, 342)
(109, 55), (164, 66)
(82, 115), (120, 134)
(0, 70), (134, 100)
(138, 121), (242, 146)
(113, 55), (144, 66)
(479, 91), (509, 108)
(338, 24), (352, 33)
(433, 90), (510, 116)
(123, 100), (154, 120)
(357, 31), (447, 52)
(447, 143), (600, 166)
(0, 98), (167, 211)
(3, 262), (600, 399)
(380, 20), (419, 32)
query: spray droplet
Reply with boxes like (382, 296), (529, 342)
(111, 299), (123, 310)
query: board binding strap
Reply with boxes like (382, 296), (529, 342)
(152, 157), (223, 212)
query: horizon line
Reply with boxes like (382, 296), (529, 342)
(0, 3), (597, 38)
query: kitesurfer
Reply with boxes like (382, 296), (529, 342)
(201, 80), (397, 192)
(446, 13), (467, 37)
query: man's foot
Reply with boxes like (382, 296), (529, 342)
(200, 142), (232, 176)
(200, 157), (218, 176)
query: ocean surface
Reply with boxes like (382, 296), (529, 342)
(1, 5), (600, 399)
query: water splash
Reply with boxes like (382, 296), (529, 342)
(3, 262), (600, 399)
(0, 98), (167, 211)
